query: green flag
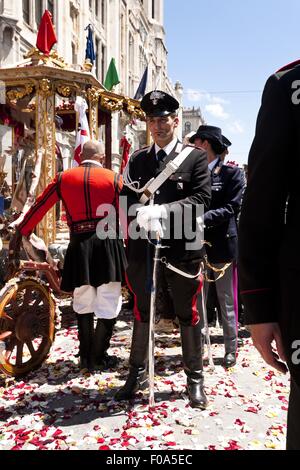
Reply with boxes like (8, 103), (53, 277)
(104, 58), (120, 90)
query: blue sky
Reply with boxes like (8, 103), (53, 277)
(164, 0), (300, 164)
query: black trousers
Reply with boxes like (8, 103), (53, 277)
(287, 378), (300, 450)
(126, 257), (203, 327)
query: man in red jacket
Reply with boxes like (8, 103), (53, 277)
(17, 141), (127, 372)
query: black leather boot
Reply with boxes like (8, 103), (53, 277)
(180, 321), (208, 409)
(114, 320), (149, 401)
(93, 318), (119, 370)
(76, 313), (94, 372)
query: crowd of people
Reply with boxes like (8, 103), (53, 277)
(15, 58), (300, 448)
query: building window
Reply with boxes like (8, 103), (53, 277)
(139, 46), (146, 76)
(120, 14), (125, 51)
(129, 32), (134, 72)
(101, 44), (105, 83)
(22, 0), (30, 24)
(72, 42), (77, 65)
(47, 0), (54, 17)
(101, 0), (105, 26)
(2, 27), (14, 63)
(96, 0), (100, 17)
(185, 122), (192, 134)
(152, 71), (156, 90)
(95, 38), (100, 79)
(70, 4), (79, 31)
(35, 0), (43, 27)
(152, 0), (155, 19)
(95, 39), (105, 82)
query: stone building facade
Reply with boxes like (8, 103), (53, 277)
(182, 106), (205, 138)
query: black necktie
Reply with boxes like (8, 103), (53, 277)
(157, 149), (166, 163)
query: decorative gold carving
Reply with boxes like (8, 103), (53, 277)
(0, 171), (7, 188)
(101, 95), (124, 112)
(48, 50), (68, 67)
(87, 87), (103, 106)
(56, 84), (72, 97)
(38, 79), (53, 98)
(86, 88), (100, 140)
(83, 60), (93, 72)
(89, 106), (98, 140)
(124, 98), (145, 120)
(25, 48), (67, 69)
(6, 83), (34, 103)
(36, 88), (56, 245)
(55, 81), (81, 97)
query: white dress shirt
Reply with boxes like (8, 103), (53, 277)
(154, 137), (178, 158)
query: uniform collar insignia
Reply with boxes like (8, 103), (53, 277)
(150, 91), (165, 105)
(213, 164), (222, 175)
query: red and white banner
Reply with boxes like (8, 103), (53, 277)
(120, 135), (131, 174)
(74, 97), (90, 166)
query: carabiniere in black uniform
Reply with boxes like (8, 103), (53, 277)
(115, 90), (211, 408)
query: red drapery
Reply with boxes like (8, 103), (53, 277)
(120, 136), (131, 174)
(36, 10), (57, 55)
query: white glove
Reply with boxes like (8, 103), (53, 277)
(136, 204), (167, 237)
(146, 218), (164, 238)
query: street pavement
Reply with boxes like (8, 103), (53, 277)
(0, 299), (289, 451)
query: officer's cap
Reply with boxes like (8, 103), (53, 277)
(189, 125), (223, 147)
(222, 135), (232, 148)
(141, 90), (179, 117)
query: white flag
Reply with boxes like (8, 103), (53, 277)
(74, 96), (90, 165)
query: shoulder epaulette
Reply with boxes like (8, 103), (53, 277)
(225, 160), (238, 167)
(130, 146), (150, 159)
(222, 163), (241, 173)
(276, 59), (300, 73)
(275, 59), (300, 78)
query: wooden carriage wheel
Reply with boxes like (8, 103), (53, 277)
(0, 278), (55, 377)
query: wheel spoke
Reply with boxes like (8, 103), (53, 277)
(26, 340), (36, 358)
(23, 287), (33, 306)
(0, 331), (12, 340)
(4, 336), (17, 360)
(32, 292), (44, 308)
(16, 341), (24, 366)
(8, 294), (19, 318)
(1, 313), (14, 322)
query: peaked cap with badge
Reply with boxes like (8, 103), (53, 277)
(141, 90), (179, 117)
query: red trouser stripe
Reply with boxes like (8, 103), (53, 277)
(191, 275), (204, 326)
(125, 273), (141, 322)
